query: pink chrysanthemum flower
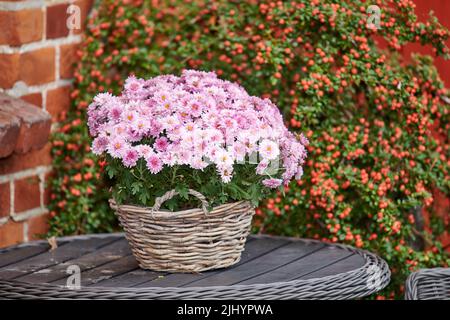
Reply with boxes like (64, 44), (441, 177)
(92, 136), (109, 155)
(109, 106), (123, 122)
(123, 149), (139, 167)
(262, 178), (282, 189)
(259, 139), (280, 160)
(108, 138), (126, 158)
(137, 145), (153, 158)
(154, 137), (169, 152)
(88, 69), (309, 186)
(146, 154), (163, 174)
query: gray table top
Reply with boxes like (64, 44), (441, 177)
(0, 233), (390, 299)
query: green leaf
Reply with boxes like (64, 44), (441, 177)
(175, 184), (189, 200)
(131, 181), (142, 195)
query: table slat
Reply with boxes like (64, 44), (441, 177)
(0, 237), (117, 280)
(51, 255), (139, 286)
(0, 245), (50, 268)
(7, 238), (126, 283)
(298, 253), (365, 280)
(134, 236), (289, 288)
(182, 240), (324, 287)
(234, 245), (353, 285)
(92, 269), (167, 288)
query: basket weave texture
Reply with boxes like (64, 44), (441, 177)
(109, 189), (255, 273)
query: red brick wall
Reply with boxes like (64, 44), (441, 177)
(0, 0), (93, 248)
(0, 94), (52, 247)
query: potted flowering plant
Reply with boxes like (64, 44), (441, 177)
(87, 70), (308, 272)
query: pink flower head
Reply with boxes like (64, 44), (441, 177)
(123, 111), (138, 123)
(146, 154), (163, 174)
(259, 139), (280, 160)
(149, 119), (163, 137)
(262, 178), (282, 189)
(109, 105), (123, 122)
(256, 159), (269, 175)
(125, 76), (142, 92)
(123, 148), (139, 167)
(108, 138), (126, 158)
(220, 117), (237, 131)
(186, 99), (203, 117)
(295, 166), (304, 180)
(124, 76), (146, 99)
(154, 137), (169, 152)
(218, 166), (233, 183)
(214, 148), (234, 167)
(231, 142), (246, 162)
(132, 118), (150, 135)
(178, 149), (193, 165)
(161, 115), (180, 131)
(136, 145), (153, 158)
(92, 136), (109, 155)
(191, 157), (208, 170)
(298, 133), (309, 146)
(93, 92), (114, 105)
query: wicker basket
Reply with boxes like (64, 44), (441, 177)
(109, 189), (255, 273)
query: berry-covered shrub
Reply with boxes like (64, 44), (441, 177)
(48, 0), (450, 298)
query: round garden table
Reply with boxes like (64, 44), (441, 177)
(0, 233), (390, 300)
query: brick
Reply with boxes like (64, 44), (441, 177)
(73, 0), (94, 34)
(46, 85), (72, 121)
(60, 43), (79, 79)
(14, 175), (41, 213)
(0, 53), (20, 89)
(0, 220), (24, 248)
(19, 47), (56, 86)
(0, 9), (43, 46)
(27, 213), (49, 240)
(20, 93), (43, 108)
(16, 118), (51, 154)
(0, 110), (20, 158)
(0, 143), (52, 175)
(0, 49), (55, 88)
(0, 183), (10, 218)
(0, 93), (51, 154)
(46, 3), (70, 39)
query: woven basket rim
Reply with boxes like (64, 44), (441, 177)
(109, 198), (254, 218)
